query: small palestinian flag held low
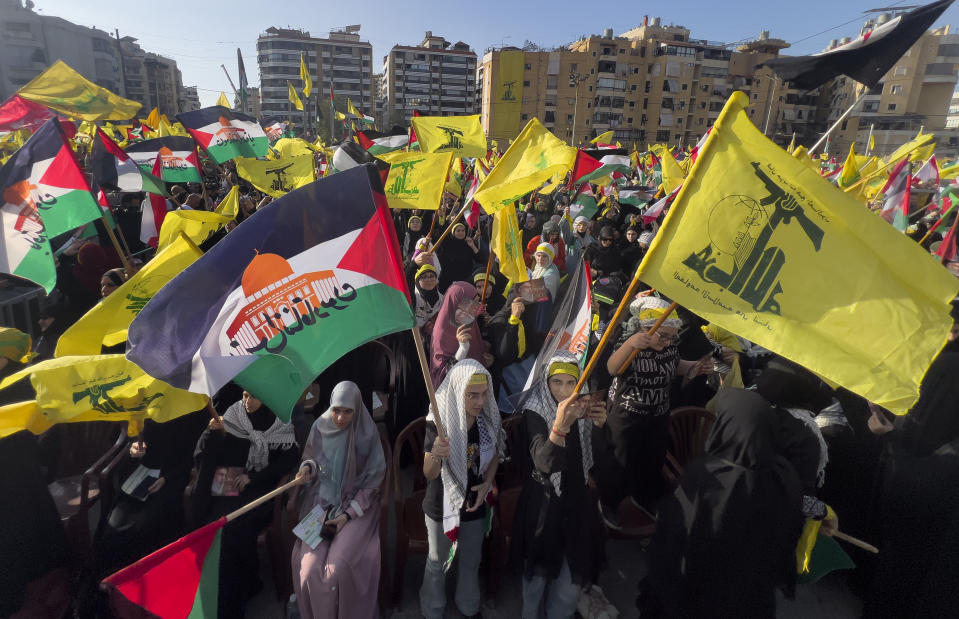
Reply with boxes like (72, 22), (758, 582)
(0, 118), (103, 292)
(177, 106), (269, 164)
(356, 129), (409, 156)
(126, 165), (414, 421)
(125, 137), (202, 184)
(88, 128), (166, 195)
(261, 117), (293, 144)
(102, 518), (225, 618)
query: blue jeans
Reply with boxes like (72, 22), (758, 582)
(420, 514), (485, 619)
(522, 560), (581, 619)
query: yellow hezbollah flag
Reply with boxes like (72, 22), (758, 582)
(837, 143), (858, 188)
(910, 142), (935, 163)
(18, 60), (141, 120)
(146, 107), (160, 129)
(157, 209), (231, 251)
(0, 355), (208, 437)
(445, 157), (464, 197)
(885, 132), (934, 165)
(0, 328), (32, 363)
(270, 137), (319, 159)
(591, 131), (615, 145)
(300, 54), (312, 98)
(288, 82), (303, 111)
(214, 185), (240, 219)
(473, 118), (577, 214)
(411, 115), (487, 159)
(654, 145), (686, 193)
(235, 154), (315, 198)
(216, 92), (231, 108)
(492, 206), (529, 284)
(491, 50), (524, 139)
(384, 151), (453, 210)
(638, 91), (958, 415)
(56, 234), (202, 356)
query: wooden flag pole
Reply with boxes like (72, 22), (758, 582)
(205, 400), (223, 423)
(431, 197), (475, 253)
(411, 326), (447, 439)
(833, 530), (879, 554)
(480, 238), (495, 302)
(919, 212), (948, 246)
(100, 214), (132, 274)
(571, 267), (646, 394)
(225, 475), (308, 522)
(615, 301), (679, 376)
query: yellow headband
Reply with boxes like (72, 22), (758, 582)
(468, 373), (488, 385)
(415, 264), (437, 280)
(548, 361), (580, 379)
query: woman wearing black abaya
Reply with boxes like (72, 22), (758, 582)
(640, 388), (805, 619)
(436, 223), (479, 291)
(865, 328), (959, 618)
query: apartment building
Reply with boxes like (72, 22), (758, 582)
(480, 18), (821, 148)
(257, 25), (374, 137)
(821, 13), (959, 157)
(380, 31), (477, 128)
(0, 0), (122, 100)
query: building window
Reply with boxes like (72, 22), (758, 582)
(524, 63), (531, 70)
(656, 130), (670, 142)
(567, 114), (574, 121)
(894, 66), (907, 76)
(890, 84), (903, 95)
(545, 111), (555, 123)
(753, 93), (759, 100)
(521, 114), (528, 120)
(523, 80), (530, 87)
(887, 103), (897, 111)
(631, 84), (637, 91)
(570, 63), (578, 71)
(633, 67), (639, 74)
(629, 101), (635, 108)
(682, 83), (688, 90)
(627, 117), (633, 123)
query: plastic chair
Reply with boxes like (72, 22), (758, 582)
(390, 416), (427, 606)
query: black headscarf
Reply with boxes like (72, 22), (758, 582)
(643, 388), (804, 619)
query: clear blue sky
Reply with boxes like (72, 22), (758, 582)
(33, 0), (959, 108)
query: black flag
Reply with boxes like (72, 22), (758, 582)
(761, 0), (954, 90)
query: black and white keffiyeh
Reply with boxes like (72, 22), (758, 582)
(222, 400), (297, 472)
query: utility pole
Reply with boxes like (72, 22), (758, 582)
(569, 72), (589, 147)
(115, 29), (127, 98)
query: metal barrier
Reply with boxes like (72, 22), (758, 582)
(0, 283), (47, 333)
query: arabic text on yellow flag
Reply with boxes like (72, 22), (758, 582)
(300, 54), (312, 98)
(491, 50), (524, 139)
(383, 151), (453, 210)
(411, 115), (487, 159)
(0, 355), (209, 437)
(638, 91), (958, 415)
(473, 117), (577, 214)
(157, 209), (231, 251)
(55, 234), (203, 356)
(18, 60), (141, 120)
(235, 154), (315, 198)
(492, 206), (530, 284)
(288, 82), (304, 111)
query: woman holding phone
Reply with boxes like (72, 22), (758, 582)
(429, 281), (492, 386)
(512, 353), (607, 619)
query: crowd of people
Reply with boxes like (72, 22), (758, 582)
(2, 147), (959, 619)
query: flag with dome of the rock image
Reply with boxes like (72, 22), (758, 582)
(124, 136), (202, 184)
(126, 165), (414, 422)
(177, 106), (269, 164)
(0, 118), (103, 292)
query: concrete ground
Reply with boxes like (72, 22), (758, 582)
(248, 534), (863, 618)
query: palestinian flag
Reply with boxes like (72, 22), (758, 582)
(328, 140), (390, 183)
(177, 106), (269, 164)
(575, 154), (631, 185)
(408, 109), (421, 151)
(356, 130), (409, 156)
(571, 182), (598, 219)
(880, 159), (911, 231)
(261, 117), (292, 144)
(125, 137), (202, 184)
(618, 188), (650, 207)
(140, 155), (169, 247)
(88, 128), (165, 195)
(913, 155), (939, 187)
(0, 94), (56, 133)
(569, 150), (602, 187)
(0, 118), (103, 291)
(126, 165), (414, 421)
(102, 518), (225, 618)
(689, 127), (711, 164)
(514, 255), (592, 409)
(762, 0), (953, 90)
(643, 185), (680, 225)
